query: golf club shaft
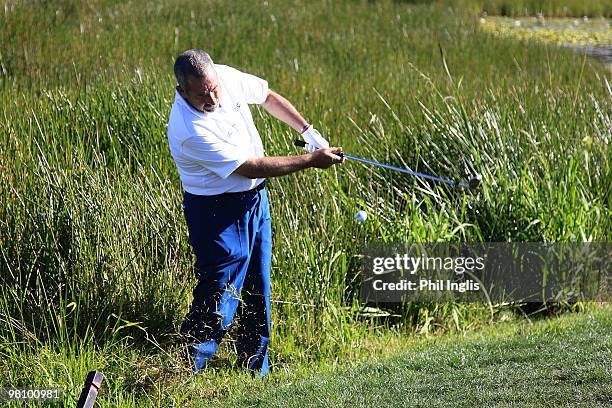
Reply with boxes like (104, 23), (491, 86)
(294, 140), (468, 188)
(341, 153), (468, 188)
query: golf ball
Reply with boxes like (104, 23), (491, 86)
(355, 210), (368, 223)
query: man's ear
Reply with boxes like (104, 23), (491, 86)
(176, 84), (185, 96)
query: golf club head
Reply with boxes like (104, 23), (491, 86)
(468, 174), (482, 190)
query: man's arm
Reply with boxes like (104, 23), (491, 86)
(234, 148), (343, 179)
(260, 90), (309, 133)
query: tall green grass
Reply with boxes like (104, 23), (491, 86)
(1, 0), (610, 404)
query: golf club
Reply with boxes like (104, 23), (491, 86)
(294, 140), (481, 190)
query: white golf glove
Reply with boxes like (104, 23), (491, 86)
(302, 126), (329, 153)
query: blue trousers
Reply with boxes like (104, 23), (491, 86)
(180, 187), (272, 378)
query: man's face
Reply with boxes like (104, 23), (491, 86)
(177, 74), (221, 113)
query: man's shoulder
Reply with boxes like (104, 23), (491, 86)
(214, 64), (243, 79)
(215, 64), (265, 82)
(168, 102), (215, 141)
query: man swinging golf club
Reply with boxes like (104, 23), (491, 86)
(167, 49), (343, 378)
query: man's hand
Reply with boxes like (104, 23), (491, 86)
(308, 148), (344, 168)
(302, 126), (329, 152)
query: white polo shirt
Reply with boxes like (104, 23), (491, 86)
(167, 64), (268, 195)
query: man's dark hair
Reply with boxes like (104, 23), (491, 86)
(174, 49), (215, 89)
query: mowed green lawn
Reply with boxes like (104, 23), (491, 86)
(225, 305), (612, 407)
